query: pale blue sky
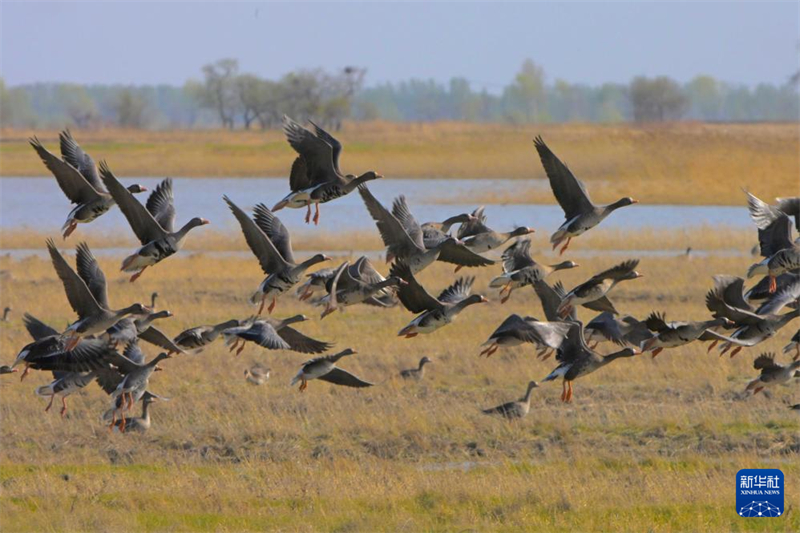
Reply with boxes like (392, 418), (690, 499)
(1, 1), (797, 89)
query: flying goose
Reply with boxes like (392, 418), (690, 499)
(745, 192), (800, 293)
(244, 364), (271, 385)
(320, 258), (405, 318)
(272, 116), (382, 225)
(489, 238), (578, 303)
(557, 259), (643, 318)
(222, 315), (332, 355)
(224, 196), (330, 314)
(400, 357), (432, 380)
(479, 314), (571, 358)
(542, 321), (638, 403)
(173, 319), (243, 353)
(454, 206), (534, 253)
(390, 262), (487, 338)
(100, 166), (209, 282)
(29, 132), (147, 238)
(745, 353), (800, 395)
(640, 312), (735, 357)
(48, 240), (150, 350)
(105, 309), (183, 354)
(290, 349), (373, 392)
(482, 381), (539, 419)
(359, 186), (494, 274)
(534, 136), (637, 254)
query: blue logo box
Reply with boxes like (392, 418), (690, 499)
(736, 469), (784, 518)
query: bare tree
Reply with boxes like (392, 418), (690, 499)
(199, 59), (240, 129)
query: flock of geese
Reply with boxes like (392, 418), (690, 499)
(3, 118), (799, 430)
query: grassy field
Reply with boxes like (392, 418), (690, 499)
(0, 237), (798, 532)
(1, 122), (797, 205)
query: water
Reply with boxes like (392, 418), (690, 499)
(0, 176), (751, 236)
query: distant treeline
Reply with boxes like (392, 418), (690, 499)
(1, 58), (797, 130)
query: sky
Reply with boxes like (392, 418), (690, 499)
(1, 1), (798, 90)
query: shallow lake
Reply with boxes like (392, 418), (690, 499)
(0, 177), (751, 236)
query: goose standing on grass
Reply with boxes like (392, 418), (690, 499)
(100, 165), (209, 282)
(320, 258), (405, 318)
(1, 307), (11, 322)
(557, 259), (643, 318)
(745, 192), (800, 293)
(290, 349), (373, 392)
(244, 364), (270, 385)
(173, 319), (243, 354)
(48, 240), (150, 350)
(534, 136), (637, 255)
(224, 196), (330, 314)
(542, 322), (638, 403)
(222, 315), (332, 356)
(783, 330), (800, 360)
(745, 353), (800, 395)
(489, 238), (578, 303)
(150, 292), (159, 309)
(111, 392), (167, 433)
(640, 312), (735, 357)
(706, 279), (800, 357)
(359, 186), (494, 274)
(454, 206), (535, 253)
(479, 314), (571, 358)
(400, 357), (432, 380)
(0, 365), (17, 375)
(482, 381), (539, 419)
(390, 262), (487, 338)
(29, 132), (148, 238)
(272, 116), (383, 225)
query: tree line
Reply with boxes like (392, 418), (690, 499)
(1, 58), (797, 130)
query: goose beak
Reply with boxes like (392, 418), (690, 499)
(479, 296), (489, 303)
(631, 200), (639, 204)
(154, 366), (163, 372)
(200, 218), (211, 225)
(322, 255), (332, 261)
(397, 279), (409, 286)
(525, 227), (535, 234)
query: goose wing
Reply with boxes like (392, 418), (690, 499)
(437, 240), (496, 268)
(253, 203), (295, 263)
(59, 130), (103, 191)
(534, 136), (595, 220)
(502, 238), (535, 272)
(437, 276), (474, 304)
(309, 120), (343, 175)
(30, 137), (102, 204)
(100, 162), (166, 244)
(47, 239), (103, 319)
(224, 196), (290, 274)
(145, 178), (176, 233)
(390, 262), (443, 313)
(277, 327), (334, 354)
(138, 326), (185, 354)
(359, 185), (425, 258)
(23, 313), (60, 341)
(282, 115), (341, 187)
(75, 242), (109, 309)
(318, 367), (374, 388)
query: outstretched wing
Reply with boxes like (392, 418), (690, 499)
(437, 276), (474, 304)
(59, 129), (103, 191)
(534, 136), (595, 220)
(253, 203), (295, 264)
(100, 161), (166, 244)
(30, 137), (102, 205)
(318, 367), (374, 387)
(146, 178), (176, 233)
(390, 262), (442, 313)
(75, 242), (109, 309)
(282, 115), (339, 187)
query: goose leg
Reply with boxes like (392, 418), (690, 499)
(794, 345), (799, 361)
(313, 203), (320, 226)
(236, 343), (245, 356)
(64, 333), (81, 352)
(561, 380), (567, 402)
(500, 287), (514, 304)
(63, 221), (78, 239)
(129, 267), (147, 283)
(20, 365), (30, 382)
(109, 411), (117, 432)
(543, 349), (554, 361)
(44, 394), (56, 413)
(559, 238), (572, 256)
(305, 204), (312, 224)
(566, 381), (573, 403)
(651, 347), (663, 358)
(299, 284), (313, 301)
(706, 340), (718, 352)
(267, 297), (277, 314)
(454, 265), (464, 273)
(404, 333), (418, 339)
(258, 296), (267, 316)
(480, 343), (496, 357)
(729, 346), (743, 358)
(299, 378), (307, 392)
(119, 416), (127, 433)
(768, 275), (777, 294)
(229, 338), (240, 352)
(60, 396), (68, 418)
(753, 386), (764, 395)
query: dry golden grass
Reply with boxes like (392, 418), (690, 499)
(0, 242), (798, 532)
(1, 122), (797, 205)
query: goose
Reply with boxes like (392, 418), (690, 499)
(533, 136), (637, 254)
(557, 259), (643, 318)
(400, 357), (432, 380)
(455, 206), (535, 253)
(173, 319), (243, 353)
(100, 166), (209, 282)
(640, 312), (735, 357)
(224, 196), (330, 314)
(150, 292), (159, 309)
(320, 258), (405, 318)
(533, 279), (575, 322)
(584, 312), (653, 349)
(111, 391), (166, 433)
(222, 315), (332, 356)
(783, 330), (800, 360)
(489, 238), (578, 303)
(47, 240), (150, 350)
(36, 371), (97, 418)
(706, 279), (800, 357)
(746, 191), (800, 293)
(1, 307), (11, 322)
(479, 314), (571, 358)
(29, 132), (147, 238)
(290, 349), (373, 392)
(359, 185), (494, 274)
(0, 365), (17, 375)
(482, 381), (539, 419)
(105, 310), (184, 355)
(244, 364), (271, 385)
(390, 262), (487, 338)
(542, 321), (638, 403)
(97, 341), (171, 431)
(421, 213), (475, 249)
(745, 353), (800, 395)
(272, 116), (383, 225)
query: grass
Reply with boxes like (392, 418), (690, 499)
(0, 234), (798, 532)
(1, 121), (798, 205)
